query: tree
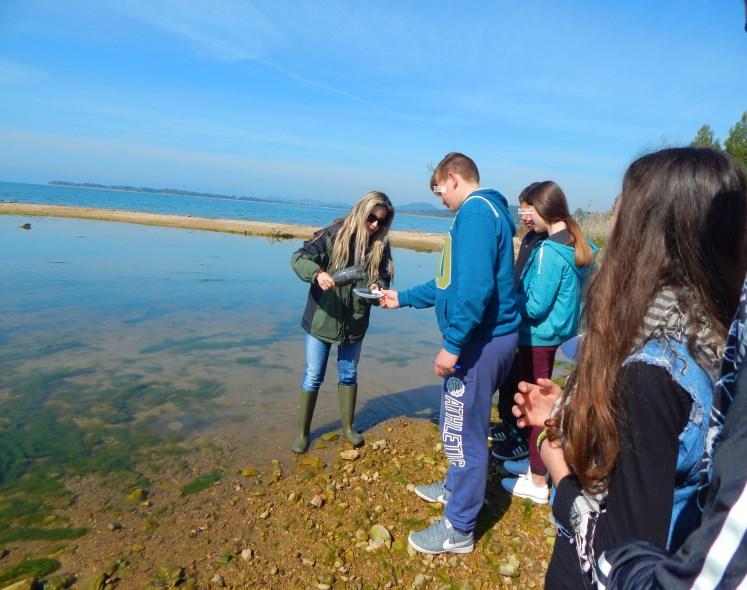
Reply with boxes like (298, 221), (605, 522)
(724, 111), (747, 170)
(690, 124), (721, 150)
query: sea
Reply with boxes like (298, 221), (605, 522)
(0, 181), (454, 234)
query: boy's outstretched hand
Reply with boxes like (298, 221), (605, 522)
(379, 289), (400, 309)
(435, 348), (458, 377)
(512, 378), (562, 428)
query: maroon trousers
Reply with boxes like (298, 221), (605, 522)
(497, 345), (557, 476)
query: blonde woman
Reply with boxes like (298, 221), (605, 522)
(290, 191), (395, 453)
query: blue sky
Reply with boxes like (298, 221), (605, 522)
(0, 1), (744, 210)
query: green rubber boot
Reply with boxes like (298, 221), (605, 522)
(291, 389), (318, 454)
(338, 384), (364, 446)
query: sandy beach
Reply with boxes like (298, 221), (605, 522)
(0, 203), (447, 252)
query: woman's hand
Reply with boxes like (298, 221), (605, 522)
(316, 271), (336, 291)
(379, 289), (399, 309)
(512, 378), (562, 428)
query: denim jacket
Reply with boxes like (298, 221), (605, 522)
(623, 337), (714, 551)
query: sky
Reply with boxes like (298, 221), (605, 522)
(0, 1), (745, 211)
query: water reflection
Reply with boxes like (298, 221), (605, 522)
(0, 216), (444, 479)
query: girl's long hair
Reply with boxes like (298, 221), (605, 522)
(522, 181), (593, 267)
(552, 147), (747, 493)
(329, 191), (395, 283)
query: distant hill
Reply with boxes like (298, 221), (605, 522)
(398, 201), (439, 211)
(398, 201), (520, 223)
(49, 181), (348, 210)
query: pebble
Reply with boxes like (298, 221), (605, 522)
(210, 574), (225, 587)
(107, 522), (122, 531)
(310, 495), (325, 508)
(242, 467), (259, 477)
(498, 563), (518, 578)
(340, 449), (360, 461)
(413, 573), (426, 589)
(241, 548), (253, 561)
(321, 432), (340, 442)
(543, 527), (556, 537)
(301, 555), (316, 566)
(370, 439), (388, 450)
(355, 528), (369, 542)
(369, 524), (392, 548)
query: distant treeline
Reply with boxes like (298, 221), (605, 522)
(690, 110), (747, 170)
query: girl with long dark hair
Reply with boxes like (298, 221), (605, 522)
(512, 147), (747, 588)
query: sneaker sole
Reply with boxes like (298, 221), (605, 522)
(407, 533), (473, 555)
(413, 488), (448, 505)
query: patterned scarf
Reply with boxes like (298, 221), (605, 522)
(632, 287), (724, 381)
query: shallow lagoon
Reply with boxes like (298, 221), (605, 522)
(0, 215), (445, 480)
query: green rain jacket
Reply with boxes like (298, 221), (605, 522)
(291, 222), (393, 344)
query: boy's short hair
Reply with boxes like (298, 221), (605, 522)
(432, 153), (480, 187)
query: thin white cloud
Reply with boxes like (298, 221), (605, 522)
(108, 0), (282, 60)
(0, 57), (46, 85)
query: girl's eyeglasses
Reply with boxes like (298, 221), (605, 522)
(518, 207), (535, 215)
(367, 213), (387, 224)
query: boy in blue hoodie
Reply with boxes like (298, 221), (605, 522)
(381, 153), (520, 554)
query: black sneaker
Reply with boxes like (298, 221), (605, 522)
(488, 422), (517, 443)
(491, 437), (529, 461)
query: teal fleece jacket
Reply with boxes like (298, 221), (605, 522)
(398, 189), (520, 355)
(517, 237), (597, 346)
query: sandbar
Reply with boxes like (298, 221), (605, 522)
(0, 202), (447, 252)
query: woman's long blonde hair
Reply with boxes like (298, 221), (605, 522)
(329, 191), (395, 283)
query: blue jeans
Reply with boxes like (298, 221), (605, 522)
(300, 334), (363, 392)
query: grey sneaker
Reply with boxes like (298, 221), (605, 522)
(408, 517), (474, 554)
(413, 482), (450, 505)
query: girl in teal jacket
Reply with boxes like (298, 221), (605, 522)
(500, 181), (596, 503)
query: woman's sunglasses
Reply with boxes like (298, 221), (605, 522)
(367, 213), (388, 224)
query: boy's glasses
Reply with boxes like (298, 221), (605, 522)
(367, 213), (387, 224)
(432, 185), (446, 195)
(518, 207), (535, 215)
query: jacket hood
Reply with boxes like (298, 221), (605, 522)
(467, 188), (516, 236)
(541, 238), (599, 279)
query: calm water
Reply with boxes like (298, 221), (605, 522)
(0, 215), (446, 474)
(0, 181), (453, 234)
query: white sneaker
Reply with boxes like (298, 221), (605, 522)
(500, 472), (549, 505)
(502, 458), (529, 476)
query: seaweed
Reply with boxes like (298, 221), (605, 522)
(0, 527), (86, 544)
(180, 470), (222, 495)
(0, 558), (60, 585)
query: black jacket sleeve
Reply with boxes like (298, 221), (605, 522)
(598, 360), (747, 590)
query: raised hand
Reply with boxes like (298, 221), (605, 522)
(512, 378), (562, 428)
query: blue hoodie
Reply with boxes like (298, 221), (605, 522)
(398, 189), (520, 355)
(517, 237), (597, 346)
